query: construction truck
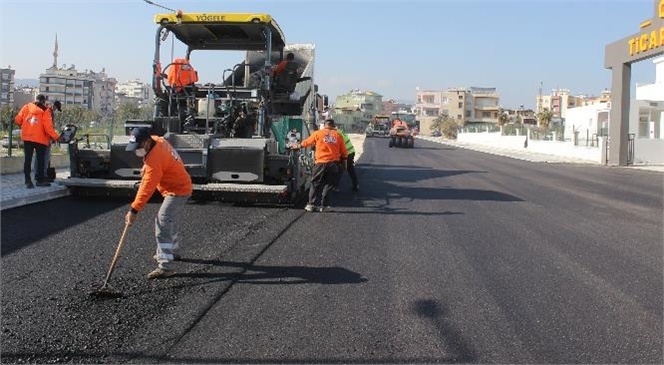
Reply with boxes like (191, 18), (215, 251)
(391, 111), (419, 136)
(61, 11), (318, 204)
(388, 118), (415, 148)
(365, 115), (390, 138)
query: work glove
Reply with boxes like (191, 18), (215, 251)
(125, 210), (137, 226)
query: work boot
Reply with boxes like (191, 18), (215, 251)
(147, 268), (176, 279)
(25, 181), (34, 189)
(35, 181), (51, 187)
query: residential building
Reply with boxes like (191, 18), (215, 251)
(413, 87), (501, 135)
(116, 79), (153, 107)
(39, 35), (117, 113)
(381, 99), (412, 115)
(565, 56), (663, 163)
(40, 65), (95, 110)
(469, 87), (500, 123)
(536, 88), (585, 119)
(90, 69), (117, 115)
(580, 89), (611, 106)
(332, 89), (383, 131)
(504, 108), (537, 125)
(0, 67), (15, 108)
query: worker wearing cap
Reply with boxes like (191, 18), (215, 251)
(14, 94), (59, 188)
(291, 118), (348, 212)
(124, 127), (193, 279)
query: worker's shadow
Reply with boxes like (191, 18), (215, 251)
(174, 259), (368, 285)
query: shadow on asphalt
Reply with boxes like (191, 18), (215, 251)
(414, 299), (477, 363)
(172, 259), (368, 285)
(1, 196), (125, 255)
(332, 164), (522, 211)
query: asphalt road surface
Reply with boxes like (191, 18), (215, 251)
(2, 137), (662, 364)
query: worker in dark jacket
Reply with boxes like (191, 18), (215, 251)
(291, 118), (348, 212)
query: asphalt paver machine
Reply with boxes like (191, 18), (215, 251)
(62, 12), (318, 204)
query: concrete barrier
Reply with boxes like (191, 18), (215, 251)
(1, 154), (69, 175)
(457, 132), (602, 163)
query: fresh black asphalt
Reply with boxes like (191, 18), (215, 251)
(2, 137), (662, 363)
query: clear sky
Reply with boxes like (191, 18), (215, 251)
(0, 0), (659, 109)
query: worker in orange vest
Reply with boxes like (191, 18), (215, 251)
(33, 100), (61, 182)
(14, 94), (59, 188)
(167, 58), (198, 92)
(273, 52), (295, 78)
(124, 127), (193, 279)
(291, 118), (348, 212)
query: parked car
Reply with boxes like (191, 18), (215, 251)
(431, 131), (442, 137)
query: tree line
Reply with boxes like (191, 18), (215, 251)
(0, 101), (153, 135)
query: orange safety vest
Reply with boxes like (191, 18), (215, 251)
(14, 102), (59, 146)
(300, 127), (348, 164)
(393, 119), (406, 128)
(131, 137), (193, 212)
(273, 60), (289, 77)
(167, 58), (198, 91)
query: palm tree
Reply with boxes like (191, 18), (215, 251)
(497, 108), (509, 126)
(537, 107), (553, 128)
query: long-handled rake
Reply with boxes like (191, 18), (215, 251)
(89, 222), (131, 299)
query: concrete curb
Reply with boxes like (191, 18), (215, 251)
(1, 186), (70, 211)
(417, 136), (664, 171)
(1, 154), (70, 175)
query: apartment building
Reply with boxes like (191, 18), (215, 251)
(91, 70), (117, 115)
(381, 99), (412, 114)
(536, 88), (585, 119)
(580, 89), (611, 106)
(40, 66), (118, 114)
(0, 67), (15, 108)
(40, 65), (94, 110)
(413, 87), (500, 135)
(39, 36), (117, 113)
(116, 79), (152, 107)
(332, 89), (383, 131)
(469, 87), (500, 123)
